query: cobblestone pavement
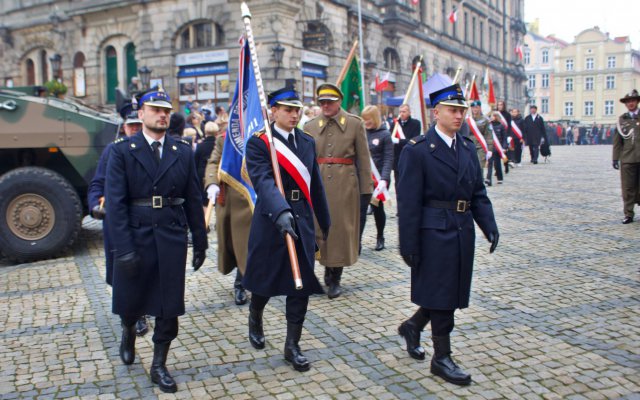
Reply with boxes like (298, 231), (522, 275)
(1, 145), (639, 399)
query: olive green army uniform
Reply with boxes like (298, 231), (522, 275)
(613, 111), (640, 218)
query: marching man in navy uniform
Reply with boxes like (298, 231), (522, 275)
(105, 88), (207, 393)
(243, 87), (331, 372)
(396, 84), (499, 386)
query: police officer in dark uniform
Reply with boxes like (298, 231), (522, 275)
(88, 103), (150, 336)
(397, 84), (499, 386)
(105, 88), (207, 393)
(243, 88), (331, 372)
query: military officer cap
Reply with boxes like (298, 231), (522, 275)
(268, 87), (303, 108)
(138, 87), (173, 109)
(619, 89), (640, 104)
(316, 83), (343, 102)
(429, 84), (468, 108)
(470, 100), (482, 107)
(124, 110), (142, 125)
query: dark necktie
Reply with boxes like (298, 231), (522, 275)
(451, 138), (456, 154)
(151, 141), (161, 164)
(287, 133), (296, 151)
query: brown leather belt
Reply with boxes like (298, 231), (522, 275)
(426, 200), (471, 213)
(317, 157), (354, 165)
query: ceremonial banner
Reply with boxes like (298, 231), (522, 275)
(218, 38), (265, 207)
(340, 54), (364, 114)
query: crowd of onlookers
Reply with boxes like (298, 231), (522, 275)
(543, 122), (616, 146)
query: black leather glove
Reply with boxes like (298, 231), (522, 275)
(488, 232), (500, 253)
(91, 205), (106, 220)
(192, 249), (206, 271)
(114, 251), (140, 279)
(613, 160), (620, 170)
(402, 254), (420, 269)
(275, 211), (298, 240)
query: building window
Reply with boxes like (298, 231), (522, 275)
(472, 16), (476, 46)
(73, 52), (86, 97)
(383, 48), (401, 72)
(541, 74), (549, 88)
(585, 77), (594, 91)
(177, 21), (223, 50)
(604, 100), (614, 115)
(565, 78), (573, 91)
(566, 59), (574, 71)
(480, 21), (484, 50)
(489, 27), (493, 54)
(541, 98), (549, 114)
(524, 50), (530, 65)
(464, 12), (468, 43)
(607, 56), (616, 68)
(606, 75), (615, 89)
(564, 101), (574, 116)
(542, 49), (549, 64)
(528, 74), (536, 89)
(25, 58), (35, 85)
(529, 97), (536, 107)
(584, 101), (594, 116)
(586, 57), (594, 70)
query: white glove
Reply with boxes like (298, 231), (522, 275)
(507, 136), (513, 144)
(376, 180), (387, 192)
(391, 134), (399, 144)
(206, 184), (220, 203)
(486, 151), (493, 160)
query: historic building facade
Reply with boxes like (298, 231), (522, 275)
(552, 27), (640, 125)
(0, 0), (527, 111)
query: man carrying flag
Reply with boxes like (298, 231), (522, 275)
(465, 100), (493, 177)
(243, 87), (331, 372)
(305, 83), (373, 299)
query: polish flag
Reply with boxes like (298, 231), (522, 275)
(448, 7), (458, 24)
(375, 71), (390, 92)
(515, 43), (524, 60)
(468, 79), (479, 101)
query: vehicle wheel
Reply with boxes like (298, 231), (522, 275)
(0, 167), (82, 263)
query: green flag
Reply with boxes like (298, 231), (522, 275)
(340, 56), (364, 114)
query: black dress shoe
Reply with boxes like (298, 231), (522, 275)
(622, 216), (634, 224)
(431, 336), (471, 386)
(398, 321), (425, 360)
(375, 237), (385, 251)
(234, 287), (248, 305)
(119, 324), (136, 365)
(248, 307), (265, 349)
(135, 316), (148, 336)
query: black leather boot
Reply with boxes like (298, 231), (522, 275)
(323, 267), (331, 287)
(234, 270), (248, 305)
(430, 336), (471, 386)
(327, 267), (343, 299)
(248, 305), (265, 349)
(375, 236), (385, 251)
(135, 316), (149, 336)
(284, 322), (310, 372)
(119, 323), (136, 365)
(150, 343), (177, 393)
(397, 309), (427, 360)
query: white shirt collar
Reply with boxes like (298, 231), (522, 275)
(273, 124), (295, 142)
(141, 131), (165, 147)
(434, 125), (455, 148)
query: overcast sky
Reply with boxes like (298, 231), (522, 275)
(525, 0), (640, 48)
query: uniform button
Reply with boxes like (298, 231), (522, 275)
(328, 143), (332, 147)
(458, 227), (462, 231)
(268, 213), (272, 217)
(329, 133), (333, 136)
(154, 223), (159, 228)
(296, 214), (300, 218)
(328, 175), (332, 178)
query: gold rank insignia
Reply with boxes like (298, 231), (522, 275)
(114, 137), (124, 143)
(130, 143), (136, 148)
(319, 120), (324, 127)
(340, 116), (346, 125)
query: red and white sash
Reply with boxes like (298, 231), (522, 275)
(510, 120), (523, 141)
(495, 111), (509, 131)
(488, 124), (508, 161)
(465, 116), (489, 153)
(370, 158), (391, 202)
(259, 134), (313, 208)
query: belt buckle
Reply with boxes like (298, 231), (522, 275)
(456, 200), (466, 213)
(152, 196), (163, 208)
(290, 190), (300, 201)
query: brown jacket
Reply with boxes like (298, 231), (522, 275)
(613, 111), (640, 163)
(305, 108), (373, 267)
(203, 136), (252, 275)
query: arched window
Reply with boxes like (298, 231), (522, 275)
(383, 48), (400, 72)
(40, 49), (48, 83)
(177, 21), (223, 50)
(105, 46), (118, 103)
(73, 52), (86, 97)
(25, 59), (35, 85)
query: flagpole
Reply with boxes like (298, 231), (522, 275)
(336, 40), (359, 86)
(466, 74), (476, 100)
(390, 56), (423, 139)
(357, 0), (366, 108)
(452, 65), (463, 84)
(241, 2), (303, 290)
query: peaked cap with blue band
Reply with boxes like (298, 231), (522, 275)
(268, 88), (303, 108)
(429, 84), (468, 108)
(138, 87), (173, 109)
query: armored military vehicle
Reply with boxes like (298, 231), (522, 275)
(0, 88), (120, 262)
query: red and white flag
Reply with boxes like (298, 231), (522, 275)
(515, 43), (524, 60)
(375, 70), (390, 92)
(448, 7), (458, 24)
(486, 69), (496, 106)
(370, 158), (391, 202)
(468, 79), (479, 101)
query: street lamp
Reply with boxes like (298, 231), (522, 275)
(272, 42), (285, 79)
(49, 53), (62, 81)
(138, 66), (152, 90)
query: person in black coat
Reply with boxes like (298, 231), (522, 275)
(391, 104), (422, 189)
(486, 113), (505, 185)
(105, 89), (207, 393)
(243, 88), (331, 372)
(509, 108), (525, 165)
(194, 121), (219, 206)
(397, 84), (498, 386)
(523, 105), (546, 164)
(87, 106), (150, 336)
(360, 105), (393, 251)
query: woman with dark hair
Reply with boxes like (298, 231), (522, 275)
(167, 112), (186, 140)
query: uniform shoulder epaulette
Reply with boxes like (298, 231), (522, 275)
(179, 139), (191, 146)
(254, 131), (264, 137)
(302, 130), (313, 137)
(462, 135), (474, 143)
(113, 136), (128, 144)
(347, 113), (363, 121)
(409, 135), (427, 145)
